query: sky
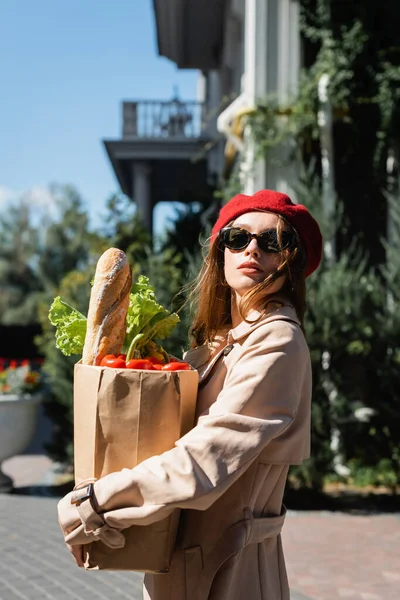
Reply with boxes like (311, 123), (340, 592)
(0, 0), (199, 235)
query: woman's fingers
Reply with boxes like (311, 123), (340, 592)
(66, 543), (84, 568)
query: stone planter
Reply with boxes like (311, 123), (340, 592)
(0, 394), (42, 493)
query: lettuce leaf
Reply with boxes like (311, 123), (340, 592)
(125, 277), (163, 338)
(124, 275), (179, 359)
(48, 275), (178, 361)
(145, 313), (180, 342)
(48, 297), (87, 356)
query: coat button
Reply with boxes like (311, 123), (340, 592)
(223, 344), (234, 356)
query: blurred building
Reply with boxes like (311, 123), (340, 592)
(103, 95), (212, 234)
(155, 0), (301, 196)
(103, 1), (398, 262)
(104, 0), (301, 234)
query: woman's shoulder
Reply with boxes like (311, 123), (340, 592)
(183, 324), (231, 369)
(244, 305), (308, 353)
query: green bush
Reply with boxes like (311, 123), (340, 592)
(348, 458), (399, 492)
(286, 176), (400, 492)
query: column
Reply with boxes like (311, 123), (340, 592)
(133, 162), (153, 233)
(266, 0), (301, 198)
(242, 0), (300, 195)
(241, 0), (259, 193)
(206, 71), (225, 178)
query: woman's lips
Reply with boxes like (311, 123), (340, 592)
(238, 263), (263, 274)
(240, 268), (262, 274)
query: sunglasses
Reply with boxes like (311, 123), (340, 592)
(219, 227), (297, 254)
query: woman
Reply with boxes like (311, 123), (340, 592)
(58, 189), (323, 600)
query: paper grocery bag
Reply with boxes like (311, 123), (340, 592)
(73, 363), (198, 572)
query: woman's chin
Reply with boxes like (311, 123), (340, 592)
(232, 282), (263, 298)
(230, 275), (286, 299)
(233, 272), (266, 290)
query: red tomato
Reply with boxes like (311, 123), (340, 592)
(118, 354), (127, 360)
(100, 355), (126, 369)
(161, 362), (191, 371)
(125, 359), (153, 370)
(144, 356), (164, 365)
(151, 364), (163, 370)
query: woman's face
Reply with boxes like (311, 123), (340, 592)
(223, 211), (287, 299)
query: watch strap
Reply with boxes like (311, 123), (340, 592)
(71, 483), (125, 549)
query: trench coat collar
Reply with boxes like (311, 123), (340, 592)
(228, 303), (300, 343)
(190, 303), (301, 384)
(183, 301), (301, 375)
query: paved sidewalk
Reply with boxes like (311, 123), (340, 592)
(0, 494), (143, 600)
(283, 510), (400, 599)
(1, 492), (399, 600)
(1, 455), (399, 599)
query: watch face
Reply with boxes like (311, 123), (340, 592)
(71, 483), (93, 505)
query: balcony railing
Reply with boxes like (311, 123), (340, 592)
(122, 100), (206, 139)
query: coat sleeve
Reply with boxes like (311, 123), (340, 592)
(58, 321), (308, 539)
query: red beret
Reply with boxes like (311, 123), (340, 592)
(211, 189), (323, 278)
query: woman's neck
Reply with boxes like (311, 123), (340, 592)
(230, 295), (242, 328)
(230, 292), (289, 328)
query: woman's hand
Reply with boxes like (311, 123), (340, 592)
(58, 491), (88, 568)
(57, 491), (82, 535)
(66, 543), (84, 568)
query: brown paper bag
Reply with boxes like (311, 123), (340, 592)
(73, 363), (198, 572)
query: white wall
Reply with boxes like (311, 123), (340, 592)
(245, 0), (301, 195)
(201, 0), (301, 197)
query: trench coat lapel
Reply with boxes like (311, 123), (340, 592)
(184, 304), (301, 386)
(228, 305), (300, 342)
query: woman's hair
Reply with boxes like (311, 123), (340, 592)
(185, 214), (307, 348)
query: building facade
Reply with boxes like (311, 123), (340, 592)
(103, 0), (303, 233)
(154, 0), (302, 198)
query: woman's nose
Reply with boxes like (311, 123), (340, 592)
(244, 238), (261, 257)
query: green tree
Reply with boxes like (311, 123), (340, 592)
(337, 195), (400, 493)
(98, 192), (152, 267)
(37, 184), (103, 290)
(0, 201), (41, 325)
(37, 270), (93, 464)
(159, 200), (215, 274)
(35, 185), (106, 463)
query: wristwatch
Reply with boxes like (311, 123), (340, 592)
(69, 479), (126, 549)
(71, 481), (98, 511)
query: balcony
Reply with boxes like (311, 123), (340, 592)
(103, 99), (213, 226)
(122, 100), (206, 139)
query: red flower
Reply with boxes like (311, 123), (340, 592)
(21, 359), (30, 367)
(24, 373), (39, 385)
(9, 360), (17, 369)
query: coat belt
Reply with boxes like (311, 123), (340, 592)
(186, 505), (287, 600)
(246, 504), (287, 545)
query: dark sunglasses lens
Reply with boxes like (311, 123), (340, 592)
(223, 229), (250, 250)
(221, 228), (297, 252)
(258, 230), (279, 252)
(280, 231), (297, 251)
(258, 230), (296, 253)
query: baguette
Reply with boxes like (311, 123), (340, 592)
(82, 248), (132, 366)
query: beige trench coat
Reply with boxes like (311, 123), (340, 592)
(58, 304), (312, 600)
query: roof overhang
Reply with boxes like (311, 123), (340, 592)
(103, 137), (211, 198)
(153, 0), (226, 69)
